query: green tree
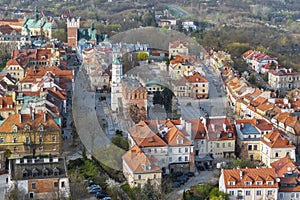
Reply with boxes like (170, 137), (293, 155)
(52, 29), (67, 42)
(141, 179), (159, 200)
(111, 135), (129, 151)
(136, 51), (149, 61)
(248, 73), (256, 84)
(162, 88), (174, 113)
(141, 11), (156, 27)
(231, 158), (256, 169)
(153, 91), (163, 105)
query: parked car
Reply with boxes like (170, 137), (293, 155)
(88, 188), (102, 194)
(175, 171), (183, 177)
(82, 180), (94, 186)
(198, 165), (205, 171)
(95, 191), (106, 199)
(87, 185), (101, 190)
(185, 172), (195, 177)
(172, 182), (181, 188)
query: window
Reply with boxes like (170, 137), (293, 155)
(185, 147), (188, 152)
(228, 182), (234, 186)
(268, 190), (272, 195)
(39, 146), (43, 151)
(229, 191), (234, 195)
(256, 181), (262, 185)
(178, 157), (182, 162)
(29, 193), (34, 199)
(257, 190), (261, 196)
(267, 181), (273, 185)
(185, 156), (188, 161)
(13, 147), (17, 151)
(275, 152), (279, 157)
(26, 136), (30, 144)
(32, 183), (36, 189)
(169, 157), (172, 162)
(0, 137), (4, 143)
(138, 175), (141, 180)
(169, 148), (172, 153)
(216, 143), (220, 148)
(154, 174), (156, 179)
(246, 191), (250, 196)
(54, 182), (59, 187)
(13, 137), (17, 143)
(228, 142), (231, 147)
(245, 181), (251, 185)
(51, 135), (56, 142)
(254, 145), (257, 150)
(279, 193), (283, 199)
(248, 145), (252, 150)
(61, 181), (65, 188)
(222, 143), (225, 148)
(137, 183), (141, 188)
(291, 193), (295, 198)
(177, 139), (183, 144)
(202, 89), (205, 93)
(39, 136), (43, 143)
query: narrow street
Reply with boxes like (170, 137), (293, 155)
(165, 169), (220, 200)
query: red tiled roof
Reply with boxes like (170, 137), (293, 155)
(122, 145), (161, 173)
(222, 168), (278, 188)
(261, 130), (295, 148)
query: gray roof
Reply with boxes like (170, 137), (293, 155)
(10, 157), (67, 180)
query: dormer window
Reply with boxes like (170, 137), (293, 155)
(245, 181), (252, 186)
(38, 123), (43, 131)
(256, 181), (262, 185)
(267, 181), (273, 185)
(24, 124), (30, 132)
(12, 124), (17, 133)
(228, 181), (235, 186)
(177, 139), (183, 144)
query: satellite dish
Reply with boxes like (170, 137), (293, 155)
(276, 178), (280, 182)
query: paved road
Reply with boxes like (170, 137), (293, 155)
(165, 169), (219, 200)
(0, 174), (7, 200)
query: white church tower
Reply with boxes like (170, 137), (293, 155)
(111, 58), (123, 112)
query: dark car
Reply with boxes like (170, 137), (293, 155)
(185, 172), (195, 177)
(95, 192), (106, 199)
(175, 172), (183, 177)
(177, 176), (188, 183)
(198, 165), (205, 171)
(88, 188), (102, 194)
(172, 182), (181, 188)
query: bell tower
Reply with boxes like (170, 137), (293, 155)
(111, 58), (123, 112)
(67, 18), (80, 50)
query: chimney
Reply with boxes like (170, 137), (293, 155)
(18, 110), (22, 124)
(185, 121), (192, 141)
(211, 124), (215, 132)
(43, 111), (47, 122)
(31, 108), (35, 120)
(223, 123), (227, 132)
(240, 170), (243, 180)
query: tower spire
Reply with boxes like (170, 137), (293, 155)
(34, 6), (38, 22)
